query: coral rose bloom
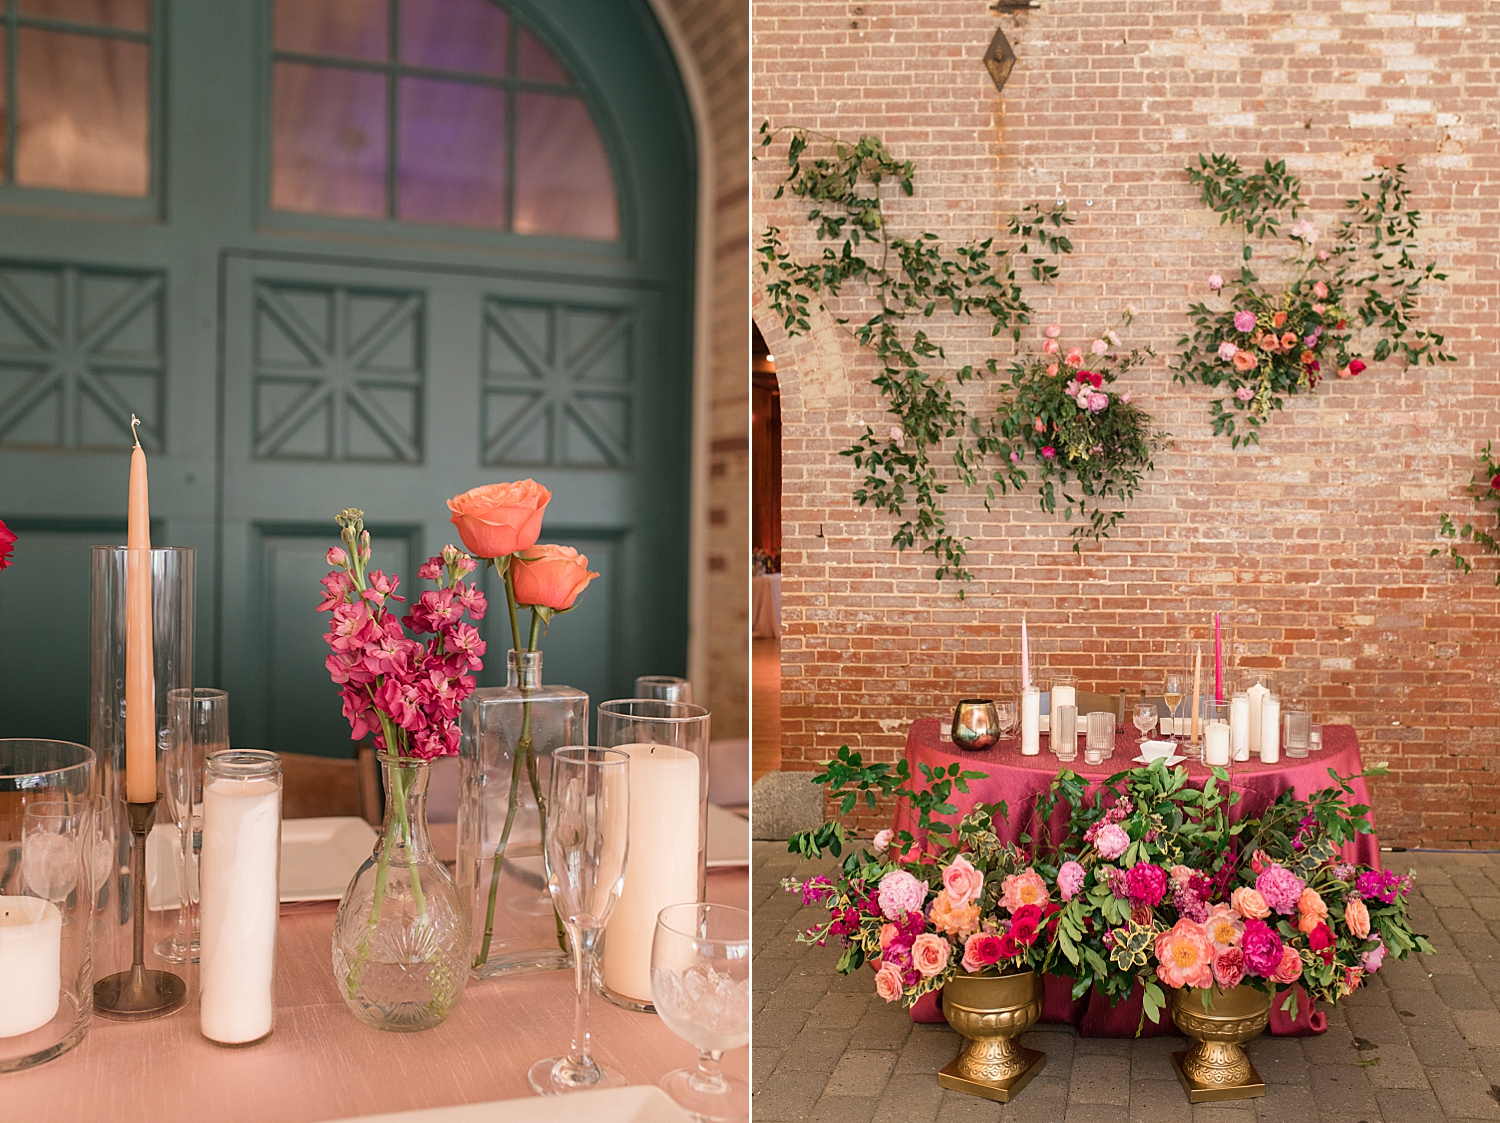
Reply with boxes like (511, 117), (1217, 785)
(942, 854), (984, 907)
(1155, 918), (1214, 990)
(1345, 897), (1371, 940)
(1232, 349), (1259, 372)
(874, 962), (904, 1002)
(928, 889), (980, 938)
(511, 545), (600, 610)
(1231, 887), (1270, 920)
(911, 933), (951, 977)
(447, 480), (550, 558)
(1000, 868), (1050, 912)
(1297, 887), (1329, 934)
(1273, 945), (1303, 984)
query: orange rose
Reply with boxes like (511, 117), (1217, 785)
(1231, 886), (1270, 920)
(511, 545), (599, 610)
(1232, 349), (1259, 372)
(1345, 897), (1371, 940)
(1297, 887), (1329, 934)
(447, 481), (550, 559)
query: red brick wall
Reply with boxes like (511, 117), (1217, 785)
(752, 0), (1500, 845)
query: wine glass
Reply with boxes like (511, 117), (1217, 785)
(528, 748), (631, 1096)
(1132, 701), (1158, 742)
(994, 698), (1018, 746)
(1161, 673), (1186, 743)
(652, 902), (750, 1119)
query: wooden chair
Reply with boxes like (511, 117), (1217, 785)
(276, 744), (380, 825)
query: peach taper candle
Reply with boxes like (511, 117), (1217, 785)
(126, 416), (155, 803)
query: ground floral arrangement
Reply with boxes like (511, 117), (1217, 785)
(787, 751), (1433, 1028)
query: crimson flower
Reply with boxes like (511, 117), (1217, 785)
(1490, 474), (1499, 491)
(0, 517), (13, 571)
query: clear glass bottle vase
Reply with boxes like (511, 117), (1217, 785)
(331, 752), (469, 1032)
(457, 651), (588, 979)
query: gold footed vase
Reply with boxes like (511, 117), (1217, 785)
(937, 970), (1046, 1102)
(1168, 984), (1271, 1102)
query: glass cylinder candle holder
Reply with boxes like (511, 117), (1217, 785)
(1, 739), (96, 1072)
(1309, 723), (1324, 751)
(634, 676), (692, 704)
(1049, 673), (1077, 745)
(1229, 691), (1251, 762)
(1086, 711), (1116, 757)
(1203, 703), (1231, 768)
(1259, 693), (1282, 764)
(596, 699), (710, 1013)
(1020, 686), (1041, 756)
(199, 750), (281, 1046)
(1283, 710), (1312, 758)
(1239, 670), (1274, 759)
(1053, 705), (1078, 762)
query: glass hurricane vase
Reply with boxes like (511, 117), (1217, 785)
(457, 651), (587, 979)
(332, 752), (469, 1032)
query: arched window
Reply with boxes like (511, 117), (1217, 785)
(269, 0), (619, 240)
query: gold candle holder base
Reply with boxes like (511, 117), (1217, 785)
(1167, 984), (1271, 1103)
(95, 797), (188, 1021)
(936, 971), (1047, 1103)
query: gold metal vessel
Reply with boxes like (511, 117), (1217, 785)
(950, 699), (1001, 752)
(937, 970), (1046, 1102)
(1168, 984), (1271, 1102)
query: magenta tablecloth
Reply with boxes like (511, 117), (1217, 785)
(893, 720), (1378, 1036)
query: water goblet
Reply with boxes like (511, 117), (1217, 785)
(1132, 701), (1158, 742)
(528, 748), (631, 1096)
(652, 902), (750, 1121)
(994, 698), (1018, 746)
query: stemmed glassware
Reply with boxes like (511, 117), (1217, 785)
(652, 902), (750, 1120)
(1132, 701), (1159, 743)
(528, 748), (631, 1096)
(1161, 673), (1186, 744)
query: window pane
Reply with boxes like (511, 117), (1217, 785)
(517, 26), (568, 85)
(400, 0), (507, 77)
(274, 0), (386, 62)
(271, 62), (387, 218)
(15, 28), (149, 196)
(397, 77), (506, 228)
(513, 93), (617, 240)
(18, 0), (150, 31)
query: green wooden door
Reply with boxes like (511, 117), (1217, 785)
(0, 0), (695, 754)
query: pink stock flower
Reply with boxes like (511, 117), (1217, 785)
(1233, 310), (1257, 333)
(942, 855), (984, 907)
(911, 933), (951, 977)
(1094, 822), (1129, 860)
(327, 546), (349, 567)
(874, 962), (903, 1002)
(317, 571), (353, 612)
(961, 932), (1004, 973)
(1058, 861), (1086, 901)
(1155, 919), (1214, 989)
(417, 557), (443, 580)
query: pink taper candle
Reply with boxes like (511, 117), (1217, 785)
(1021, 617), (1030, 689)
(1214, 613), (1223, 703)
(126, 416), (155, 804)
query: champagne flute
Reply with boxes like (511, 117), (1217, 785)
(1162, 673), (1186, 743)
(529, 748), (631, 1096)
(995, 697), (1019, 747)
(652, 903), (750, 1119)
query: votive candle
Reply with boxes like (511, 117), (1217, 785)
(0, 897), (61, 1038)
(1204, 722), (1231, 768)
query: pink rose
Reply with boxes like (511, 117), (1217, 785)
(447, 480), (550, 559)
(878, 923), (899, 951)
(1231, 887), (1270, 920)
(1233, 310), (1257, 333)
(1094, 822), (1129, 861)
(874, 962), (904, 1002)
(1044, 325), (1062, 338)
(1218, 342), (1238, 361)
(511, 545), (599, 611)
(1090, 339), (1108, 355)
(1041, 445), (1056, 460)
(911, 933), (951, 978)
(1121, 391), (1131, 403)
(1065, 348), (1085, 366)
(1208, 273), (1224, 291)
(942, 855), (984, 907)
(1042, 338), (1059, 354)
(1058, 860), (1086, 901)
(1273, 945), (1303, 984)
(1240, 918), (1283, 977)
(961, 932), (1004, 973)
(1087, 393), (1109, 413)
(1313, 281), (1329, 299)
(1232, 350), (1259, 372)
(873, 829), (894, 853)
(1212, 946), (1247, 990)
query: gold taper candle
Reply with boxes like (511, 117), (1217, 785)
(1190, 647), (1202, 744)
(126, 416), (155, 803)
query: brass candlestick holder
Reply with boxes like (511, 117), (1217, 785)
(94, 797), (187, 1020)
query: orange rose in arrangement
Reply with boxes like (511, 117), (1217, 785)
(1297, 887), (1329, 934)
(1345, 897), (1371, 940)
(1231, 887), (1271, 920)
(511, 545), (599, 611)
(447, 480), (550, 559)
(928, 889), (980, 938)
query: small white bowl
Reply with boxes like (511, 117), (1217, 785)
(1139, 739), (1177, 760)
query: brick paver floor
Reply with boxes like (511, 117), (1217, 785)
(753, 842), (1500, 1123)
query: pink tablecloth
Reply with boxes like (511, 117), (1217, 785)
(895, 720), (1379, 1037)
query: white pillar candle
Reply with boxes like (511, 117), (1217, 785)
(1259, 694), (1281, 765)
(1049, 684), (1076, 752)
(200, 774), (281, 1045)
(1230, 693), (1250, 761)
(602, 743), (700, 1004)
(1020, 687), (1041, 756)
(1204, 722), (1231, 767)
(1245, 681), (1268, 758)
(0, 896), (61, 1037)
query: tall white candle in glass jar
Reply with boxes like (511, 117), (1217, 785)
(1259, 694), (1281, 765)
(1204, 722), (1231, 767)
(0, 897), (61, 1037)
(602, 743), (700, 1004)
(1245, 681), (1269, 757)
(200, 768), (281, 1045)
(1020, 687), (1041, 756)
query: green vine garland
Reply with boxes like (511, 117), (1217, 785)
(1173, 155), (1453, 447)
(756, 125), (1164, 586)
(1431, 442), (1500, 584)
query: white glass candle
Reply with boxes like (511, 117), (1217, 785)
(1245, 681), (1269, 757)
(601, 743), (700, 1004)
(0, 897), (61, 1038)
(1259, 694), (1281, 765)
(1229, 692), (1250, 761)
(1204, 722), (1231, 767)
(1020, 687), (1041, 756)
(199, 751), (281, 1045)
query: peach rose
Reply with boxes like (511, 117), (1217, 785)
(1272, 945), (1303, 984)
(1232, 349), (1259, 372)
(874, 962), (904, 1002)
(942, 855), (984, 908)
(511, 545), (599, 610)
(878, 923), (899, 952)
(447, 481), (550, 558)
(1297, 888), (1329, 934)
(1231, 887), (1271, 920)
(928, 889), (980, 938)
(911, 933), (951, 978)
(1345, 897), (1371, 940)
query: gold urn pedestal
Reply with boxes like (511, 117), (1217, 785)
(1168, 984), (1272, 1103)
(936, 970), (1047, 1103)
